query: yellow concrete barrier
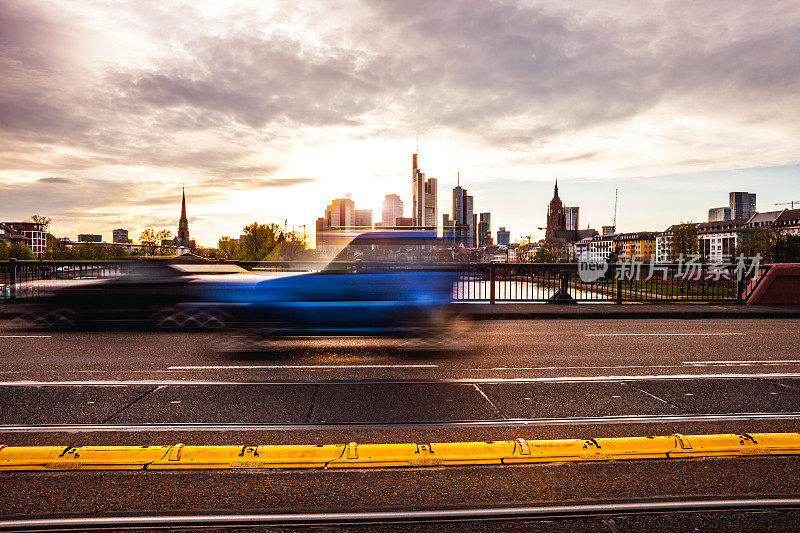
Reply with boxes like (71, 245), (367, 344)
(1, 433), (798, 471)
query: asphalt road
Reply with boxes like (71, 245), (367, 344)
(2, 318), (800, 529)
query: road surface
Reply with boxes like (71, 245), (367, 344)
(1, 318), (799, 529)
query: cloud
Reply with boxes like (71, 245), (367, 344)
(37, 177), (73, 184)
(1, 0), (799, 244)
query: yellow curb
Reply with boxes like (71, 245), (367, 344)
(1, 433), (798, 471)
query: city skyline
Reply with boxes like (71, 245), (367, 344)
(1, 1), (799, 246)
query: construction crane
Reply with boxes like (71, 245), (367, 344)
(776, 201), (800, 209)
(612, 188), (618, 233)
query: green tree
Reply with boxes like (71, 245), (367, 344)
(668, 222), (698, 261)
(8, 243), (36, 260)
(139, 228), (173, 256)
(239, 222), (280, 261)
(531, 241), (568, 263)
(266, 230), (311, 260)
(774, 234), (800, 263)
(737, 227), (778, 263)
(43, 240), (73, 260)
(216, 236), (241, 259)
(0, 240), (8, 260)
(28, 215), (51, 232)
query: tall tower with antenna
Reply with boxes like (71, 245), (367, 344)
(411, 140), (437, 229)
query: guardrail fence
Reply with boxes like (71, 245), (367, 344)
(0, 259), (769, 304)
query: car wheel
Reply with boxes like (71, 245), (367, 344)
(153, 307), (231, 330)
(15, 308), (80, 330)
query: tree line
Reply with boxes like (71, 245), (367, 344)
(207, 222), (312, 261)
(1, 216), (312, 261)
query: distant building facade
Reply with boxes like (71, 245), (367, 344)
(774, 209), (800, 237)
(708, 207), (732, 222)
(78, 234), (102, 243)
(316, 197), (373, 256)
(614, 232), (656, 262)
(380, 194), (403, 227)
(2, 221), (46, 257)
(589, 233), (615, 263)
(112, 228), (129, 243)
(574, 237), (592, 263)
(697, 218), (745, 263)
(730, 192), (757, 220)
(497, 227), (510, 247)
(354, 209), (373, 229)
(0, 223), (30, 248)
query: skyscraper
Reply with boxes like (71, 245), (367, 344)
(354, 209), (372, 228)
(381, 194), (403, 226)
(424, 178), (437, 228)
(565, 206), (579, 231)
(730, 192), (756, 220)
(478, 212), (491, 247)
(450, 175), (475, 246)
(411, 152), (437, 229)
(452, 185), (465, 227)
(323, 198), (355, 227)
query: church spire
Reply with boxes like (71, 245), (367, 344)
(554, 177), (559, 197)
(178, 187), (189, 241)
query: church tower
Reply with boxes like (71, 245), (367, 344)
(178, 188), (189, 241)
(545, 179), (566, 240)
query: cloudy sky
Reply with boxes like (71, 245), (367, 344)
(2, 0), (799, 246)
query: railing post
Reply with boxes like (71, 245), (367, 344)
(615, 264), (623, 305)
(548, 267), (577, 304)
(489, 263), (496, 304)
(8, 258), (16, 300)
(737, 271), (746, 304)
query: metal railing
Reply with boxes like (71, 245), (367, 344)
(0, 259), (769, 303)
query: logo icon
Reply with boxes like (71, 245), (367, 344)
(578, 261), (608, 282)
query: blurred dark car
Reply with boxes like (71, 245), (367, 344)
(8, 259), (259, 329)
(201, 232), (462, 339)
(8, 233), (462, 339)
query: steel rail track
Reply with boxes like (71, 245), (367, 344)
(1, 499), (799, 531)
(1, 412), (800, 433)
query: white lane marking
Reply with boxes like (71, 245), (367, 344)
(167, 364), (439, 370)
(0, 335), (51, 338)
(684, 360), (800, 364)
(1, 373), (799, 386)
(468, 362), (800, 371)
(585, 333), (745, 337)
(468, 365), (682, 371)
